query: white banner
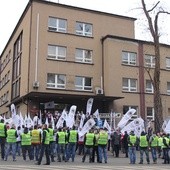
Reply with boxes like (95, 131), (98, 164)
(86, 98), (94, 116)
(121, 117), (144, 137)
(103, 119), (111, 133)
(78, 118), (95, 137)
(117, 109), (136, 129)
(11, 104), (17, 118)
(79, 113), (85, 129)
(56, 109), (67, 129)
(66, 105), (77, 128)
(93, 109), (100, 121)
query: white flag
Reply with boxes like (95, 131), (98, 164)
(117, 109), (136, 129)
(66, 105), (77, 128)
(11, 104), (17, 118)
(93, 109), (100, 121)
(86, 98), (94, 116)
(79, 113), (85, 129)
(45, 117), (49, 127)
(33, 115), (38, 127)
(27, 113), (33, 128)
(56, 109), (67, 129)
(38, 111), (42, 126)
(79, 118), (95, 137)
(164, 120), (170, 134)
(103, 119), (111, 133)
(121, 117), (144, 137)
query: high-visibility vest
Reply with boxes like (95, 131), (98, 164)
(48, 128), (55, 142)
(69, 130), (77, 143)
(151, 136), (158, 147)
(7, 129), (16, 143)
(21, 133), (31, 146)
(44, 130), (50, 145)
(85, 133), (95, 146)
(0, 123), (5, 137)
(139, 135), (148, 147)
(57, 131), (66, 144)
(98, 132), (108, 145)
(31, 129), (41, 144)
(162, 137), (169, 148)
(128, 135), (137, 146)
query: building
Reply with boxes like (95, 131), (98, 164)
(0, 0), (170, 125)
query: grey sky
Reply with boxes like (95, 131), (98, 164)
(0, 0), (170, 54)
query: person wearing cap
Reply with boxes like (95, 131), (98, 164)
(127, 130), (138, 164)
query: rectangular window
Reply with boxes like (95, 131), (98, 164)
(146, 107), (154, 120)
(166, 57), (170, 69)
(47, 45), (66, 60)
(145, 55), (155, 68)
(48, 17), (67, 33)
(123, 106), (138, 119)
(76, 22), (92, 37)
(167, 82), (170, 95)
(75, 48), (92, 63)
(75, 76), (92, 91)
(122, 51), (137, 65)
(12, 33), (22, 99)
(47, 73), (66, 89)
(146, 80), (154, 93)
(122, 78), (137, 92)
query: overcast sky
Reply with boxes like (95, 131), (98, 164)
(1, 0), (170, 54)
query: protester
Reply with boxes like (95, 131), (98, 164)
(127, 130), (138, 164)
(21, 127), (32, 161)
(31, 125), (41, 161)
(98, 128), (108, 163)
(162, 133), (170, 164)
(138, 131), (150, 164)
(82, 129), (95, 163)
(0, 119), (7, 160)
(4, 124), (18, 161)
(56, 127), (67, 162)
(149, 131), (158, 164)
(122, 131), (129, 158)
(35, 124), (50, 165)
(66, 126), (78, 162)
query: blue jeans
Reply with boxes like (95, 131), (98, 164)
(98, 145), (107, 163)
(57, 144), (66, 161)
(82, 146), (93, 162)
(139, 147), (150, 163)
(5, 142), (16, 160)
(66, 143), (76, 162)
(128, 146), (136, 164)
(151, 147), (157, 162)
(31, 144), (41, 161)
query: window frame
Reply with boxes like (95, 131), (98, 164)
(122, 78), (137, 92)
(145, 54), (155, 68)
(166, 57), (170, 70)
(47, 45), (66, 60)
(145, 79), (154, 93)
(48, 17), (67, 33)
(122, 51), (137, 66)
(47, 73), (66, 89)
(75, 76), (92, 91)
(75, 48), (92, 63)
(76, 22), (92, 37)
(146, 107), (154, 120)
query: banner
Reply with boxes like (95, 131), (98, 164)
(121, 117), (144, 137)
(86, 98), (94, 116)
(78, 118), (95, 137)
(103, 119), (111, 133)
(117, 109), (136, 129)
(79, 113), (85, 129)
(44, 101), (55, 109)
(56, 109), (67, 129)
(66, 105), (77, 128)
(11, 104), (17, 118)
(93, 109), (100, 121)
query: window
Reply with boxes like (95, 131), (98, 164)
(122, 51), (137, 65)
(167, 82), (170, 95)
(47, 73), (66, 89)
(76, 22), (92, 37)
(75, 48), (92, 63)
(48, 17), (67, 33)
(75, 76), (92, 91)
(122, 78), (137, 92)
(166, 57), (170, 69)
(123, 106), (138, 119)
(12, 33), (22, 99)
(146, 107), (154, 120)
(146, 80), (154, 93)
(47, 45), (66, 60)
(145, 55), (155, 68)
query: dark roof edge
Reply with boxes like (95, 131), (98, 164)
(101, 34), (170, 48)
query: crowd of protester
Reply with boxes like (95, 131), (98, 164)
(0, 112), (170, 166)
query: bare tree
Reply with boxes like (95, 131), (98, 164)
(141, 0), (170, 132)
